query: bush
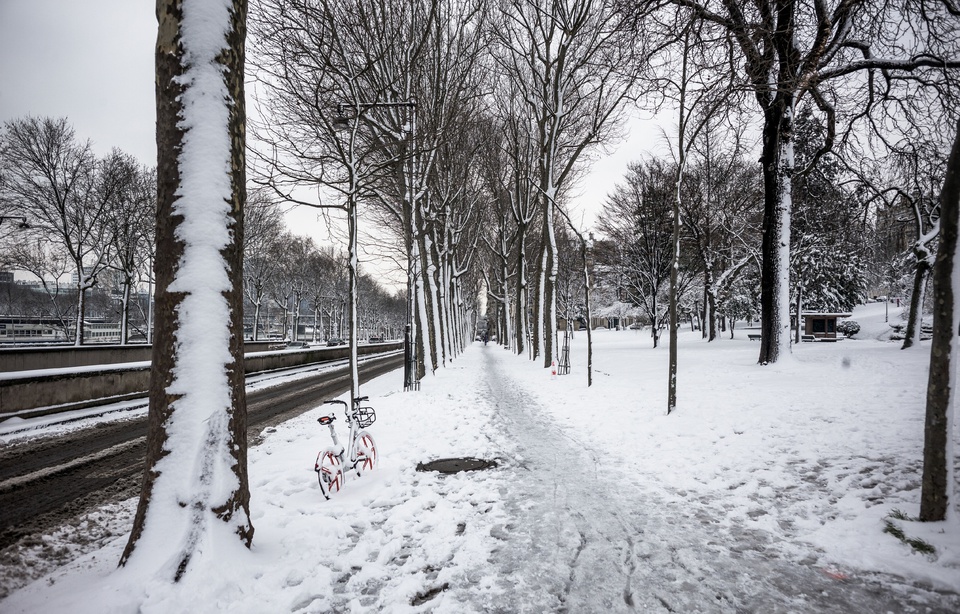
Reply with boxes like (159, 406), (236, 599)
(837, 320), (860, 337)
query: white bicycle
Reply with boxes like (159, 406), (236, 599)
(314, 395), (379, 499)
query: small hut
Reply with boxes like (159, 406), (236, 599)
(800, 311), (852, 341)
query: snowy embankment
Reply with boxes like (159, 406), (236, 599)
(1, 302), (958, 612)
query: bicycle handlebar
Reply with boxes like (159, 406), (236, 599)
(324, 396), (369, 407)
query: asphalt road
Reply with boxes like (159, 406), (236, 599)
(0, 353), (403, 550)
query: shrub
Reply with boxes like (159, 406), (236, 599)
(837, 320), (860, 337)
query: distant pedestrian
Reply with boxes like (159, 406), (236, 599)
(483, 331), (489, 345)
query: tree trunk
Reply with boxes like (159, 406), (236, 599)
(121, 0), (253, 577)
(703, 281), (716, 341)
(757, 99), (795, 364)
(919, 119), (960, 522)
(668, 210), (680, 413)
(540, 209), (557, 368)
(348, 195), (360, 403)
(120, 278), (131, 345)
(74, 282), (86, 346)
(794, 285), (803, 345)
(902, 255), (930, 350)
(515, 228), (528, 357)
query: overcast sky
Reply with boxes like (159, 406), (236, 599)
(0, 0), (156, 164)
(0, 0), (660, 250)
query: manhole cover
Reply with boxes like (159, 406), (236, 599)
(416, 457), (498, 474)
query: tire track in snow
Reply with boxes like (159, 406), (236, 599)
(477, 346), (959, 613)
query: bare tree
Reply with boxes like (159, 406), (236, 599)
(491, 0), (644, 367)
(889, 141), (944, 350)
(650, 8), (739, 413)
(251, 0), (433, 397)
(683, 129), (762, 342)
(242, 189), (285, 340)
(665, 0), (960, 364)
(598, 158), (684, 347)
(105, 162), (156, 344)
(0, 117), (130, 345)
(121, 0), (253, 579)
(2, 238), (74, 339)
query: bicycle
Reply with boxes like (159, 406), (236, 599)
(314, 395), (379, 499)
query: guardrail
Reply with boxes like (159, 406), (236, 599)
(0, 340), (277, 373)
(0, 342), (402, 420)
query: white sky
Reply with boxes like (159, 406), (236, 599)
(0, 0), (157, 164)
(0, 0), (665, 243)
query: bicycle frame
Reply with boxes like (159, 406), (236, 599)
(314, 396), (378, 498)
(319, 399), (358, 465)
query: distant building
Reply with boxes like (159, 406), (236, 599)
(0, 316), (67, 343)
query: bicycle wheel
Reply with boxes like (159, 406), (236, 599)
(315, 449), (344, 498)
(353, 430), (378, 476)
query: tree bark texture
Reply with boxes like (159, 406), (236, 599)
(121, 0), (253, 574)
(757, 100), (794, 364)
(902, 255), (931, 350)
(919, 119), (960, 522)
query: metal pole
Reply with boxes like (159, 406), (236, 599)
(404, 324), (412, 390)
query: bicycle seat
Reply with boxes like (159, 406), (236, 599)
(318, 414), (336, 425)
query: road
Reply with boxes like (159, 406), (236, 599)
(0, 353), (402, 551)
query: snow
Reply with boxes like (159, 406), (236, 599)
(2, 302), (959, 611)
(116, 0), (250, 580)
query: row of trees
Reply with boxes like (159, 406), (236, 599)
(0, 117), (405, 345)
(248, 0), (958, 374)
(588, 105), (875, 349)
(0, 117), (156, 344)
(242, 193), (406, 342)
(248, 0), (956, 527)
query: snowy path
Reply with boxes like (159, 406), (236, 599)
(477, 346), (955, 613)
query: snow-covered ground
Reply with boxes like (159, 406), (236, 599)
(2, 302), (959, 612)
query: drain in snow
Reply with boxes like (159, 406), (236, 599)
(416, 457), (498, 474)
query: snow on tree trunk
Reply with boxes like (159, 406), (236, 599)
(919, 119), (960, 522)
(540, 187), (558, 368)
(421, 232), (442, 372)
(413, 233), (430, 379)
(120, 280), (131, 345)
(120, 0), (253, 580)
(502, 257), (514, 350)
(902, 255), (931, 350)
(74, 277), (87, 346)
(758, 101), (795, 365)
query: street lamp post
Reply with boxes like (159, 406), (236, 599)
(334, 99), (419, 394)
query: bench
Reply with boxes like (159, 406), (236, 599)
(747, 333), (761, 341)
(801, 334), (816, 342)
